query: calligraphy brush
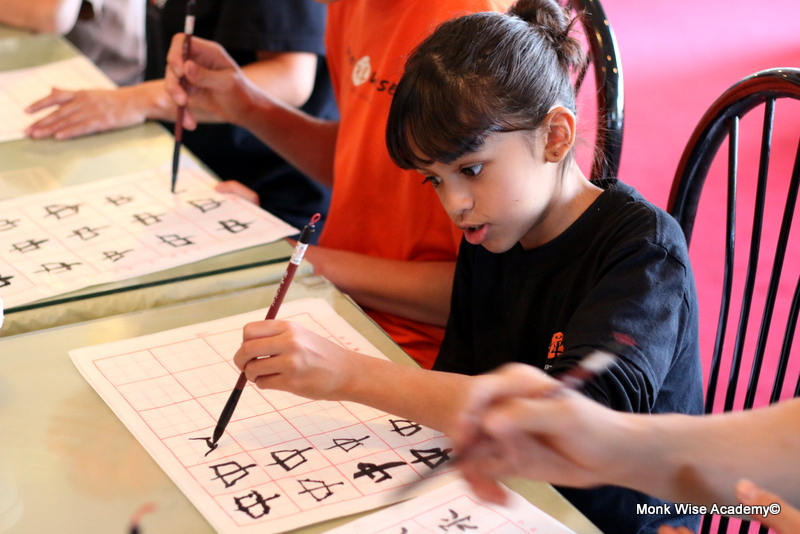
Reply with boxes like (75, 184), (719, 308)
(392, 332), (634, 500)
(208, 214), (321, 450)
(170, 0), (196, 193)
(127, 502), (156, 534)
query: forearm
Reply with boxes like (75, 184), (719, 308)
(243, 51), (317, 108)
(306, 247), (455, 326)
(237, 319), (469, 432)
(235, 91), (338, 187)
(343, 353), (472, 432)
(0, 0), (81, 34)
(610, 402), (800, 508)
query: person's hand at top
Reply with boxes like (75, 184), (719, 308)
(165, 33), (264, 131)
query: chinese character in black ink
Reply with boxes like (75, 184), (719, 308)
(68, 225), (109, 241)
(297, 478), (344, 502)
(409, 447), (453, 470)
(106, 195), (134, 206)
(438, 509), (478, 531)
(233, 490), (280, 519)
(267, 447), (313, 472)
(35, 261), (81, 274)
(102, 249), (134, 262)
(157, 234), (195, 247)
(189, 198), (224, 213)
(10, 238), (49, 253)
(131, 212), (165, 226)
(324, 436), (370, 453)
(189, 436), (218, 456)
(0, 274), (13, 288)
(44, 203), (82, 219)
(0, 219), (20, 232)
(353, 461), (407, 483)
(389, 419), (423, 437)
(208, 460), (257, 488)
(218, 219), (254, 234)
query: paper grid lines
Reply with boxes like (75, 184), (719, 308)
(0, 165), (296, 308)
(70, 299), (456, 534)
(323, 478), (579, 534)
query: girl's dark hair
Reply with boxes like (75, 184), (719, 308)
(386, 0), (587, 169)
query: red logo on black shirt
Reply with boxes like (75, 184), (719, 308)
(547, 332), (564, 359)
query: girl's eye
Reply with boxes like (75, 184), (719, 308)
(421, 176), (442, 188)
(461, 164), (483, 177)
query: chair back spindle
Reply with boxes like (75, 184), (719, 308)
(668, 68), (800, 534)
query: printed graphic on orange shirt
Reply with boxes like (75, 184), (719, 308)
(347, 50), (398, 96)
(547, 332), (564, 359)
(352, 56), (371, 86)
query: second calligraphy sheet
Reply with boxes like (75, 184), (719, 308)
(0, 165), (296, 308)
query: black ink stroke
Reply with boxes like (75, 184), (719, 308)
(353, 461), (407, 483)
(297, 478), (344, 502)
(233, 490), (280, 519)
(389, 419), (423, 437)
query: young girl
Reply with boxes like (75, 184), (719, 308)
(234, 1), (703, 532)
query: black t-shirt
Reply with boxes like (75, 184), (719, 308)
(147, 0), (338, 233)
(435, 179), (703, 534)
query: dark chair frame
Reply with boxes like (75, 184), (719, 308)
(668, 68), (800, 534)
(566, 0), (625, 181)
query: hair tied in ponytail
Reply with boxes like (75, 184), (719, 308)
(509, 0), (586, 74)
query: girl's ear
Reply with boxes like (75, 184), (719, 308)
(542, 107), (577, 163)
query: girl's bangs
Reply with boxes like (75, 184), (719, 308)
(390, 70), (496, 169)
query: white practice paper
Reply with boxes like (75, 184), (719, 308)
(0, 166), (297, 308)
(70, 298), (457, 534)
(0, 56), (116, 143)
(323, 478), (578, 534)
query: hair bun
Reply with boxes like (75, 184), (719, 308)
(508, 0), (586, 73)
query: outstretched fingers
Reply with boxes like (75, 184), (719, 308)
(25, 87), (75, 113)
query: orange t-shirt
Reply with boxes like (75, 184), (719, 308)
(322, 0), (511, 368)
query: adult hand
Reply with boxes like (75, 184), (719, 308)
(453, 363), (628, 503)
(233, 320), (364, 401)
(165, 33), (263, 130)
(25, 87), (147, 139)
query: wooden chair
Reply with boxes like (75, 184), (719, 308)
(566, 0), (624, 180)
(668, 68), (800, 534)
